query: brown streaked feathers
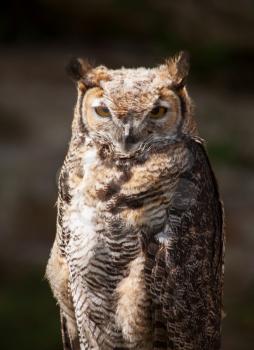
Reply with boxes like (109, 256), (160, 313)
(46, 52), (224, 350)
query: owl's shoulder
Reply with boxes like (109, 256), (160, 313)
(184, 136), (219, 188)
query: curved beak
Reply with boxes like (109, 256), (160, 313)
(121, 123), (136, 151)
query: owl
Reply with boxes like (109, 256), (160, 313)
(46, 52), (224, 350)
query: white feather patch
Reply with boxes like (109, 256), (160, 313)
(66, 142), (99, 269)
(91, 98), (105, 108)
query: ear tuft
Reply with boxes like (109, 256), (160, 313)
(166, 51), (190, 88)
(66, 57), (92, 82)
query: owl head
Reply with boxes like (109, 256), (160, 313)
(67, 52), (197, 155)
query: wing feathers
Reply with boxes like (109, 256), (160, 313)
(145, 140), (224, 350)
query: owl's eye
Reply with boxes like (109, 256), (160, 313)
(95, 106), (111, 118)
(150, 106), (168, 118)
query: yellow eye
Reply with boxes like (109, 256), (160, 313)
(95, 106), (111, 118)
(150, 106), (168, 118)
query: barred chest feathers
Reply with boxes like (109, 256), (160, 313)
(64, 137), (185, 261)
(62, 137), (186, 347)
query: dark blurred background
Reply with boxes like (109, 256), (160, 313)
(0, 1), (254, 349)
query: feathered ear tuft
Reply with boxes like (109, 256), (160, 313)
(66, 57), (92, 82)
(166, 51), (190, 88)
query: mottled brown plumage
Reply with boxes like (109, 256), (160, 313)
(46, 52), (225, 350)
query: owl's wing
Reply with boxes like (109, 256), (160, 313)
(144, 139), (224, 350)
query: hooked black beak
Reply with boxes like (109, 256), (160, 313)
(121, 124), (136, 151)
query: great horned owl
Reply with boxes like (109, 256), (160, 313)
(46, 52), (224, 350)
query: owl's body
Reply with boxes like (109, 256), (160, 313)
(46, 53), (224, 350)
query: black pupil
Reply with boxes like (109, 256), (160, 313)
(152, 106), (161, 114)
